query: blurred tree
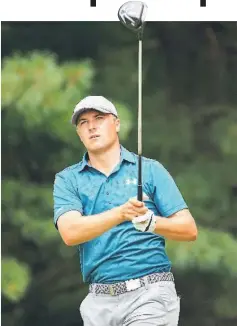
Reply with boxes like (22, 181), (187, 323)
(1, 51), (132, 326)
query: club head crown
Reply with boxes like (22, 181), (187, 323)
(118, 1), (147, 32)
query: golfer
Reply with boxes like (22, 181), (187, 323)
(53, 95), (198, 326)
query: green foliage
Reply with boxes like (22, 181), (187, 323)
(1, 51), (133, 182)
(1, 50), (133, 325)
(167, 227), (237, 276)
(211, 112), (237, 156)
(2, 180), (57, 245)
(214, 282), (237, 318)
(1, 52), (94, 142)
(2, 257), (31, 302)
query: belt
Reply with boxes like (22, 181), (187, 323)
(89, 272), (174, 296)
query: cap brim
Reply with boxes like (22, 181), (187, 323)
(71, 107), (117, 125)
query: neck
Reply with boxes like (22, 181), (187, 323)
(88, 142), (121, 175)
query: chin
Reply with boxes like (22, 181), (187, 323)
(88, 143), (106, 153)
(89, 140), (117, 154)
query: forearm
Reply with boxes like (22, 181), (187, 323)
(154, 214), (198, 241)
(58, 207), (123, 246)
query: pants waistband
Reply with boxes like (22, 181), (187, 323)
(89, 271), (174, 296)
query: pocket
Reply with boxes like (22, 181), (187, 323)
(155, 282), (179, 312)
(79, 293), (91, 316)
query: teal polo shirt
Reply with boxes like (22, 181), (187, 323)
(53, 146), (188, 284)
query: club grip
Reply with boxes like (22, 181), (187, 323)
(137, 184), (143, 201)
(137, 154), (142, 201)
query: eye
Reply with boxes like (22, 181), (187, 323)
(80, 120), (87, 126)
(96, 115), (104, 120)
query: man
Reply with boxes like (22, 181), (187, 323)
(53, 95), (198, 326)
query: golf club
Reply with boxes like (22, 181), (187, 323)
(118, 1), (148, 201)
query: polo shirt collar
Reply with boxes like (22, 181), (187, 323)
(77, 152), (90, 172)
(120, 146), (136, 164)
(77, 145), (135, 172)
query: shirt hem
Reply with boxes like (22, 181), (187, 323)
(54, 208), (83, 229)
(162, 204), (188, 217)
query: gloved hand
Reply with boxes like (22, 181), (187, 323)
(132, 210), (156, 232)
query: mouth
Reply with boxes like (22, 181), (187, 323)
(89, 135), (100, 140)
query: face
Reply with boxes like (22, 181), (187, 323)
(76, 109), (120, 153)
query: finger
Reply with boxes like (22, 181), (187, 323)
(133, 208), (150, 219)
(126, 208), (139, 218)
(125, 211), (138, 221)
(129, 198), (144, 207)
(125, 209), (142, 220)
(126, 202), (133, 209)
(134, 207), (148, 215)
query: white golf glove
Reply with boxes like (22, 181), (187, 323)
(132, 210), (156, 232)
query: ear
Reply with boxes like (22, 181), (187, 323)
(115, 118), (120, 133)
(76, 125), (81, 139)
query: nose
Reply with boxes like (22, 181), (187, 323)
(88, 120), (97, 131)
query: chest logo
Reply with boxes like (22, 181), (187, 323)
(125, 178), (137, 185)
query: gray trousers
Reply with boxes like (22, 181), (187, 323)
(79, 281), (180, 326)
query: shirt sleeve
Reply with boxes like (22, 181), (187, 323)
(53, 171), (83, 228)
(151, 161), (188, 217)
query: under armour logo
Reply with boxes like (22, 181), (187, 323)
(125, 178), (137, 185)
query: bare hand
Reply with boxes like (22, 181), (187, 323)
(119, 197), (148, 222)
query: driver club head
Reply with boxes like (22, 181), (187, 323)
(118, 1), (148, 34)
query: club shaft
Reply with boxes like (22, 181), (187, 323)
(138, 38), (143, 201)
(138, 155), (142, 201)
(138, 39), (142, 156)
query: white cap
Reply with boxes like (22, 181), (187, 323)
(71, 95), (118, 125)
